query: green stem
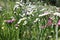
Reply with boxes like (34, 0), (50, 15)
(56, 25), (58, 40)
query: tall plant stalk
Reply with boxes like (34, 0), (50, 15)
(56, 25), (58, 40)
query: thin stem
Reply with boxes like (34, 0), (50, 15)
(56, 25), (58, 40)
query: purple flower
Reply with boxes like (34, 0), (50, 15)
(4, 18), (15, 24)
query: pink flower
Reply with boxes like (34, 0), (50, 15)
(46, 18), (52, 26)
(4, 18), (15, 24)
(58, 20), (60, 25)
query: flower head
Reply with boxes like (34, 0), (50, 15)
(4, 18), (15, 24)
(46, 18), (52, 26)
(1, 27), (4, 30)
(58, 20), (60, 26)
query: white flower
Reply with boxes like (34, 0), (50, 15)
(16, 2), (20, 4)
(39, 12), (51, 17)
(26, 10), (33, 15)
(48, 36), (52, 38)
(23, 20), (27, 25)
(28, 17), (30, 19)
(32, 14), (34, 16)
(40, 8), (46, 11)
(54, 12), (60, 17)
(34, 18), (39, 23)
(13, 5), (19, 10)
(15, 27), (18, 29)
(17, 17), (27, 24)
(19, 3), (24, 6)
(20, 0), (23, 2)
(1, 27), (4, 30)
(19, 13), (25, 17)
(44, 3), (47, 6)
(0, 6), (2, 11)
(2, 22), (5, 25)
(22, 13), (25, 17)
(56, 7), (60, 11)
